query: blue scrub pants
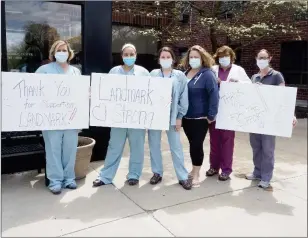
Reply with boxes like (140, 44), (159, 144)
(99, 128), (146, 184)
(249, 133), (276, 182)
(148, 125), (188, 181)
(42, 130), (78, 191)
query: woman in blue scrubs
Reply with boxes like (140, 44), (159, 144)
(93, 43), (150, 187)
(148, 47), (192, 190)
(35, 40), (81, 195)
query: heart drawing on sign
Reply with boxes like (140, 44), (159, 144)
(92, 103), (107, 122)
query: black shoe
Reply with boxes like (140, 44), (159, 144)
(65, 183), (77, 189)
(150, 173), (162, 185)
(127, 179), (139, 186)
(206, 168), (219, 177)
(218, 173), (230, 181)
(93, 179), (106, 187)
(179, 179), (192, 190)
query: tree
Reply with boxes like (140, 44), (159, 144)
(192, 1), (308, 52)
(114, 1), (308, 53)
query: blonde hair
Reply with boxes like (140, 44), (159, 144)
(49, 40), (75, 62)
(180, 45), (215, 70)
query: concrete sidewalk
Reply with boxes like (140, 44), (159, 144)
(2, 119), (307, 237)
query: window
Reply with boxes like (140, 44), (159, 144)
(112, 25), (159, 71)
(4, 1), (82, 73)
(280, 41), (308, 86)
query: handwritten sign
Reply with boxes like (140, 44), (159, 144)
(90, 73), (172, 130)
(216, 82), (297, 137)
(2, 72), (90, 131)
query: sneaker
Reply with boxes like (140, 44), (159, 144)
(206, 168), (219, 177)
(150, 173), (162, 185)
(65, 183), (77, 190)
(179, 179), (192, 190)
(127, 179), (139, 186)
(258, 180), (270, 189)
(93, 179), (106, 187)
(50, 186), (62, 195)
(245, 174), (261, 181)
(218, 173), (230, 181)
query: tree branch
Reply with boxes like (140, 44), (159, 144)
(234, 35), (266, 52)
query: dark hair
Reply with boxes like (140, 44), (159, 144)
(158, 46), (176, 61)
(257, 49), (272, 58)
(213, 45), (236, 64)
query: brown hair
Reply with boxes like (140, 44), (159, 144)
(180, 45), (215, 70)
(49, 40), (74, 62)
(158, 47), (176, 60)
(158, 46), (176, 66)
(213, 45), (236, 64)
(256, 49), (272, 58)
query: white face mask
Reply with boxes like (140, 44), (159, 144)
(160, 58), (173, 69)
(189, 58), (201, 69)
(219, 56), (231, 67)
(55, 52), (69, 63)
(257, 59), (269, 70)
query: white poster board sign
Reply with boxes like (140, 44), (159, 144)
(2, 72), (90, 131)
(90, 73), (172, 130)
(216, 82), (297, 137)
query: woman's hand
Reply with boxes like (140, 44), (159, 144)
(207, 118), (214, 124)
(217, 78), (221, 84)
(292, 116), (297, 128)
(175, 119), (182, 131)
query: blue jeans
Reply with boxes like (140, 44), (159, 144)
(148, 125), (188, 181)
(42, 130), (78, 191)
(99, 128), (146, 184)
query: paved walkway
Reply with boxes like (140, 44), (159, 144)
(2, 119), (307, 237)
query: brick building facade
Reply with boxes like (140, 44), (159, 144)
(112, 1), (308, 101)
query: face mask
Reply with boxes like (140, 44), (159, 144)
(219, 56), (231, 67)
(189, 58), (201, 69)
(55, 52), (69, 63)
(123, 57), (136, 67)
(257, 59), (269, 70)
(160, 59), (173, 69)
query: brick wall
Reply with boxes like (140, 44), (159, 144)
(112, 1), (308, 101)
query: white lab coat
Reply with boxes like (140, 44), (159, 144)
(212, 64), (251, 83)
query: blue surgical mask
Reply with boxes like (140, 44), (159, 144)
(160, 59), (173, 69)
(123, 57), (136, 67)
(219, 56), (231, 67)
(189, 58), (201, 69)
(55, 52), (69, 63)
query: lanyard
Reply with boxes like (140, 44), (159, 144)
(161, 69), (173, 78)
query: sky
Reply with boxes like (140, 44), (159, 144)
(5, 1), (82, 51)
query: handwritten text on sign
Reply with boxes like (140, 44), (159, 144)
(90, 73), (172, 130)
(216, 82), (297, 137)
(2, 72), (90, 131)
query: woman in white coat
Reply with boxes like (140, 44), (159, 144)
(207, 45), (251, 181)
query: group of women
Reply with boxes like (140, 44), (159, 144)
(35, 40), (297, 195)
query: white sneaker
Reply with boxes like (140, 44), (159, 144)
(245, 173), (261, 181)
(258, 180), (270, 189)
